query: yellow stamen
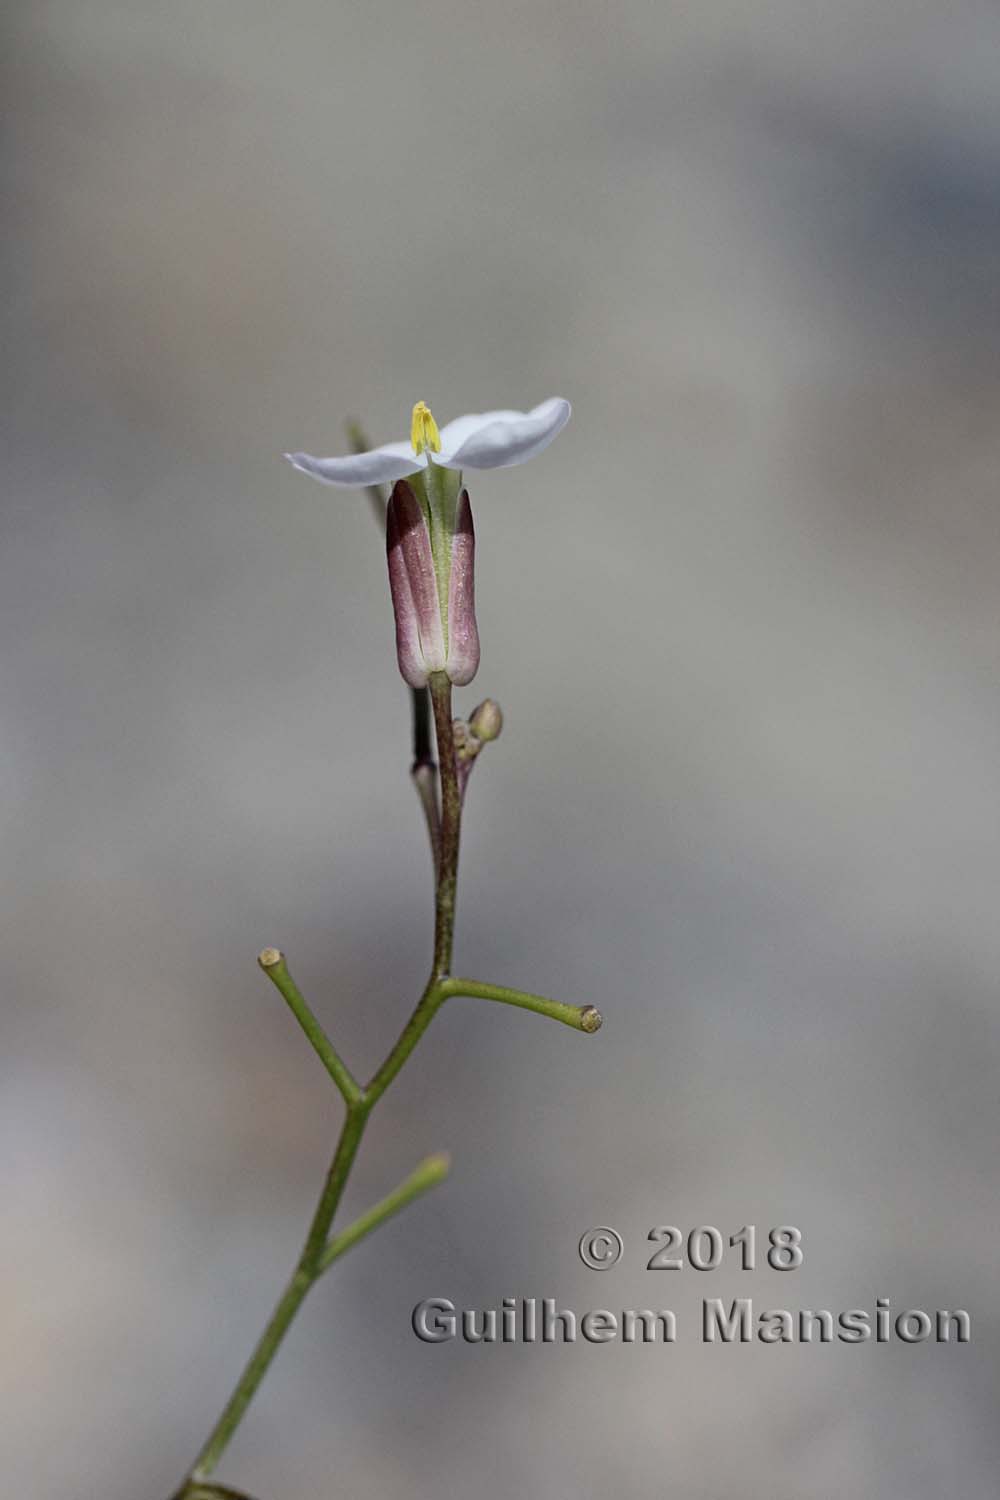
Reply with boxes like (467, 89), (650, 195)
(410, 401), (441, 456)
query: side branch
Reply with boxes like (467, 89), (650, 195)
(318, 1152), (451, 1274)
(411, 761), (441, 873)
(439, 977), (603, 1033)
(176, 1485), (262, 1500)
(258, 949), (362, 1107)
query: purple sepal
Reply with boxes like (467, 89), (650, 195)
(386, 481), (446, 688)
(445, 490), (480, 686)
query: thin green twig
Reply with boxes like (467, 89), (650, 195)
(188, 1107), (369, 1484)
(257, 948), (362, 1106)
(318, 1153), (451, 1275)
(181, 679), (466, 1491)
(439, 977), (603, 1033)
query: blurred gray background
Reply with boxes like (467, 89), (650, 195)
(4, 2), (1000, 1496)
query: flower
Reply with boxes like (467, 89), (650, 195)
(284, 397), (571, 488)
(286, 398), (570, 690)
(387, 480), (478, 688)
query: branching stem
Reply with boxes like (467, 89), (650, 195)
(178, 678), (465, 1493)
(171, 605), (601, 1500)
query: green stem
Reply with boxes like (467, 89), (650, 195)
(439, 977), (603, 1033)
(257, 949), (362, 1107)
(179, 1485), (261, 1500)
(318, 1153), (450, 1275)
(180, 685), (464, 1491)
(189, 1106), (369, 1484)
(299, 1105), (369, 1270)
(363, 977), (446, 1109)
(172, 586), (602, 1495)
(363, 675), (462, 1109)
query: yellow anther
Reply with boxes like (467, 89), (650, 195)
(410, 401), (442, 455)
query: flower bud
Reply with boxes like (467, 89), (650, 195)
(386, 481), (480, 689)
(468, 698), (503, 744)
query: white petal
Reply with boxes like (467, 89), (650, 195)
(285, 441), (424, 487)
(434, 398), (571, 471)
(435, 409), (525, 452)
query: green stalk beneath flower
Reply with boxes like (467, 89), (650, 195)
(177, 679), (465, 1493)
(174, 675), (600, 1499)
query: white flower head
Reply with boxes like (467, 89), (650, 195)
(285, 397), (571, 488)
